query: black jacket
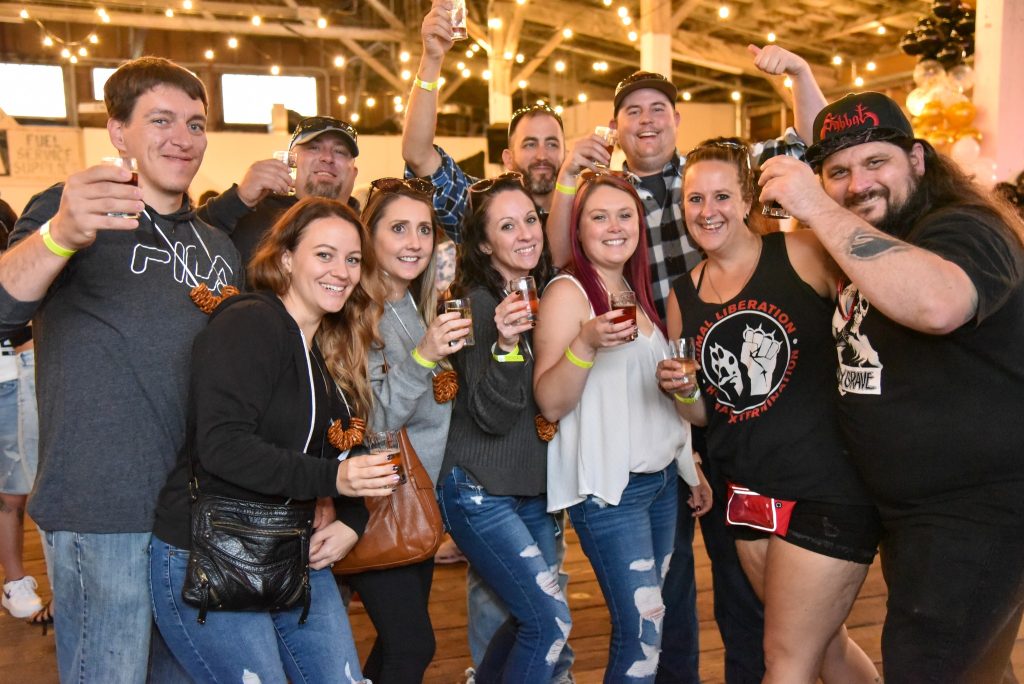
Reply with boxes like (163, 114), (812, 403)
(153, 291), (368, 549)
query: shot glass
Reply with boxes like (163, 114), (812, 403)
(507, 275), (539, 324)
(669, 337), (699, 385)
(443, 297), (475, 346)
(450, 0), (468, 40)
(100, 156), (140, 219)
(610, 290), (638, 341)
(594, 126), (617, 169)
(273, 150), (297, 196)
(365, 430), (405, 485)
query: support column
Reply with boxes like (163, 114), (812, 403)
(974, 0), (1024, 181)
(487, 0), (514, 125)
(639, 0), (671, 77)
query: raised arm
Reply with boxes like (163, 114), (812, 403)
(760, 153), (976, 334)
(0, 165), (141, 308)
(198, 159), (293, 232)
(748, 44), (826, 144)
(402, 0), (454, 176)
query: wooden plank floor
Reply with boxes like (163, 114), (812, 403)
(3, 521), (1024, 683)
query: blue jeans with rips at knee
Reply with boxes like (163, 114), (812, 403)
(149, 536), (366, 683)
(568, 467), (677, 684)
(439, 467), (571, 683)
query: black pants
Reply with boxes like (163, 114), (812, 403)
(347, 557), (436, 684)
(879, 499), (1024, 684)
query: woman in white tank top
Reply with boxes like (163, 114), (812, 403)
(533, 171), (710, 683)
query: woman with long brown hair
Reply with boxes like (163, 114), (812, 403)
(149, 197), (396, 682)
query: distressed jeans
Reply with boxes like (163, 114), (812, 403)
(149, 537), (367, 683)
(439, 467), (572, 683)
(568, 467), (678, 684)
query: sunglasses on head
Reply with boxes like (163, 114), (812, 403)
(508, 103), (564, 136)
(297, 116), (357, 136)
(366, 177), (434, 204)
(468, 172), (527, 210)
(684, 140), (752, 174)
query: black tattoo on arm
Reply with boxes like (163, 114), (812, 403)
(848, 231), (910, 260)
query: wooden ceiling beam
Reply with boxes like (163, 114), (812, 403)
(671, 0), (703, 30)
(340, 37), (405, 91)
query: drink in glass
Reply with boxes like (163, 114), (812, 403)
(758, 145), (800, 219)
(366, 430), (405, 485)
(670, 337), (699, 384)
(443, 297), (475, 346)
(273, 150), (298, 196)
(450, 0), (468, 40)
(507, 275), (539, 324)
(101, 156), (140, 219)
(610, 291), (638, 340)
(594, 126), (617, 168)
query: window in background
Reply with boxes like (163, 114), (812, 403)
(92, 67), (116, 101)
(0, 63), (67, 118)
(221, 74), (317, 125)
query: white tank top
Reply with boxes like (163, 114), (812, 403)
(545, 274), (696, 513)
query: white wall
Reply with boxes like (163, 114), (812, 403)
(1, 128), (487, 215)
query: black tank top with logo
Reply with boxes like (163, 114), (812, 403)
(673, 232), (871, 504)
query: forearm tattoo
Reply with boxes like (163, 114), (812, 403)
(848, 231), (910, 260)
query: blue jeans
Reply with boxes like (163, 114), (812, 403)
(45, 529), (154, 683)
(150, 537), (366, 683)
(439, 467), (571, 683)
(658, 455), (765, 684)
(467, 511), (576, 683)
(568, 468), (678, 684)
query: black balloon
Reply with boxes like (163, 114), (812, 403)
(916, 26), (944, 57)
(1016, 170), (1024, 194)
(995, 183), (1018, 206)
(900, 30), (924, 56)
(957, 9), (975, 34)
(933, 0), (959, 19)
(963, 36), (975, 57)
(937, 20), (955, 39)
(936, 42), (964, 68)
(917, 16), (936, 31)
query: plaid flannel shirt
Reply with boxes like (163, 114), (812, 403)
(624, 152), (702, 318)
(404, 145), (479, 244)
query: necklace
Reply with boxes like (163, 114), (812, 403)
(704, 237), (762, 305)
(310, 348), (366, 452)
(387, 292), (459, 403)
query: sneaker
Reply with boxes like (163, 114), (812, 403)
(463, 667), (476, 684)
(2, 576), (43, 619)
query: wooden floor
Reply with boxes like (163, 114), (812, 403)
(3, 522), (1024, 683)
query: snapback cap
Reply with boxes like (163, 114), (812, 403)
(805, 91), (914, 169)
(613, 71), (678, 114)
(289, 116), (359, 157)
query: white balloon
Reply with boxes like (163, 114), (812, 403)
(971, 157), (998, 188)
(906, 87), (930, 117)
(913, 59), (945, 87)
(949, 64), (975, 93)
(951, 136), (981, 166)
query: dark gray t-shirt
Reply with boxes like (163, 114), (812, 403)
(0, 184), (243, 532)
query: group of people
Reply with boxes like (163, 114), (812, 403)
(1, 0), (1023, 682)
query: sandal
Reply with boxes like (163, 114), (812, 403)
(28, 601), (53, 636)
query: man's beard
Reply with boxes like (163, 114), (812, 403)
(515, 162), (556, 196)
(303, 178), (342, 200)
(875, 176), (929, 239)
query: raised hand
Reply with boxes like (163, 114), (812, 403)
(335, 452), (401, 497)
(235, 158), (294, 207)
(416, 310), (473, 362)
(49, 164), (144, 251)
(494, 292), (534, 352)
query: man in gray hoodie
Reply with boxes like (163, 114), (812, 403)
(0, 57), (241, 682)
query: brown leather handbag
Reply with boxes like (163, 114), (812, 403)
(335, 427), (444, 574)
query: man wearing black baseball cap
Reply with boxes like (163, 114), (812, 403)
(199, 115), (360, 267)
(761, 90), (1024, 681)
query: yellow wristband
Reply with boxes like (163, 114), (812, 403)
(39, 221), (76, 258)
(411, 347), (437, 369)
(555, 182), (577, 196)
(673, 388), (700, 404)
(413, 77), (439, 92)
(564, 346), (594, 369)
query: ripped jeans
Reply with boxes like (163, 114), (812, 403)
(568, 467), (678, 684)
(439, 467), (572, 683)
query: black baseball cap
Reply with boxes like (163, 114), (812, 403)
(805, 92), (915, 169)
(613, 71), (678, 115)
(289, 116), (359, 157)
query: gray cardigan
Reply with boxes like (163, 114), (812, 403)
(370, 294), (452, 485)
(439, 286), (547, 496)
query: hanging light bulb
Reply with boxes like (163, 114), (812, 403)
(228, 36), (239, 49)
(88, 34), (99, 44)
(60, 47), (71, 58)
(718, 5), (730, 19)
(400, 51), (410, 62)
(366, 97), (376, 107)
(518, 79), (528, 89)
(165, 9), (174, 18)
(204, 49), (214, 60)
(831, 54), (843, 66)
(42, 36), (54, 47)
(767, 32), (776, 43)
(554, 60), (566, 73)
(19, 9), (29, 19)
(682, 91), (692, 101)
(783, 76), (793, 88)
(482, 69), (492, 80)
(730, 90), (741, 101)
(562, 28), (573, 39)
(854, 76), (865, 87)
(69, 55), (78, 64)
(627, 30), (638, 41)
(182, 0), (192, 9)
(350, 113), (360, 122)
(78, 46), (88, 57)
(270, 64), (280, 75)
(251, 15), (261, 26)
(866, 61), (877, 72)
(401, 69), (412, 80)
(338, 94), (348, 105)
(578, 92), (587, 103)
(317, 17), (327, 29)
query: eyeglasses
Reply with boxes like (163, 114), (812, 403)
(366, 177), (434, 204)
(508, 104), (564, 136)
(468, 172), (526, 210)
